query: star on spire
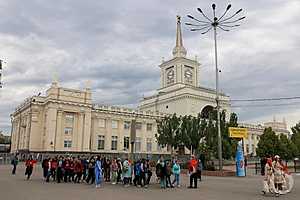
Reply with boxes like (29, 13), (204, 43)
(172, 15), (187, 58)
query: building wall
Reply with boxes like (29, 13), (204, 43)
(240, 121), (290, 156)
(10, 83), (168, 155)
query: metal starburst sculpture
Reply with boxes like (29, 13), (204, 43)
(185, 4), (245, 171)
(186, 4), (245, 34)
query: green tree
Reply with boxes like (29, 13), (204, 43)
(279, 134), (298, 161)
(256, 127), (281, 157)
(221, 112), (239, 159)
(155, 114), (181, 154)
(201, 112), (218, 160)
(179, 114), (207, 154)
(291, 122), (300, 156)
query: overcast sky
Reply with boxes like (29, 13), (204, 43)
(1, 0), (300, 135)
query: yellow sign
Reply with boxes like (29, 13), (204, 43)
(229, 127), (248, 138)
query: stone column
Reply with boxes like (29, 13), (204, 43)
(249, 134), (253, 155)
(82, 109), (92, 152)
(77, 112), (84, 151)
(29, 109), (41, 151)
(54, 110), (63, 151)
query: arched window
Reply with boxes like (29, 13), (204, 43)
(200, 105), (216, 119)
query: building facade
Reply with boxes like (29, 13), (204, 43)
(239, 119), (290, 156)
(10, 16), (232, 155)
(10, 81), (166, 154)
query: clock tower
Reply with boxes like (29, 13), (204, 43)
(139, 16), (230, 117)
(159, 16), (200, 92)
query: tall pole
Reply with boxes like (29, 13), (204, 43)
(213, 25), (222, 171)
(186, 4), (245, 171)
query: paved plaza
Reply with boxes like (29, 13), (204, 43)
(0, 165), (299, 200)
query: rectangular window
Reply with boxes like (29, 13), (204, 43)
(64, 127), (73, 135)
(65, 113), (74, 124)
(146, 123), (152, 131)
(111, 136), (118, 150)
(99, 119), (106, 128)
(64, 140), (72, 148)
(112, 120), (118, 129)
(124, 121), (131, 129)
(97, 135), (105, 150)
(135, 137), (141, 152)
(146, 138), (152, 152)
(124, 136), (130, 151)
(135, 122), (142, 130)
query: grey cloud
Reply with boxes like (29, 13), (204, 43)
(1, 0), (300, 134)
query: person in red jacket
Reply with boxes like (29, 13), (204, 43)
(63, 157), (71, 182)
(74, 158), (83, 183)
(69, 157), (75, 182)
(188, 155), (198, 189)
(25, 155), (36, 180)
(50, 157), (58, 181)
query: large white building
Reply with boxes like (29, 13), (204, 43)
(240, 118), (290, 156)
(10, 16), (231, 155)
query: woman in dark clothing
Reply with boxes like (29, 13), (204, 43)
(156, 157), (167, 189)
(56, 156), (64, 183)
(104, 158), (111, 182)
(42, 157), (50, 181)
(86, 157), (95, 184)
(116, 159), (123, 184)
(145, 159), (152, 186)
(166, 161), (174, 188)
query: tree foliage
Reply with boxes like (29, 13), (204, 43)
(291, 122), (300, 156)
(279, 134), (298, 160)
(256, 127), (298, 160)
(155, 114), (181, 151)
(180, 114), (207, 154)
(256, 127), (281, 157)
(156, 111), (239, 160)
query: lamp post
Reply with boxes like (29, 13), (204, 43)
(186, 4), (245, 171)
(130, 112), (137, 161)
(0, 59), (6, 89)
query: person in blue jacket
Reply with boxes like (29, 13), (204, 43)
(95, 156), (102, 188)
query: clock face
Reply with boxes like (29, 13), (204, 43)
(166, 69), (175, 84)
(184, 68), (193, 83)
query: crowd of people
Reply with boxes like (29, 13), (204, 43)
(12, 154), (202, 189)
(261, 155), (294, 197)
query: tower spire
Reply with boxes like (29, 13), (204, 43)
(172, 15), (187, 58)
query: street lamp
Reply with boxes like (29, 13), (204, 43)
(0, 59), (6, 89)
(186, 4), (245, 171)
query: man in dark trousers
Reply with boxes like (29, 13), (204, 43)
(56, 156), (64, 183)
(188, 155), (198, 189)
(261, 156), (267, 176)
(11, 155), (18, 175)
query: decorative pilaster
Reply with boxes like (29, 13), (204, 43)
(54, 110), (63, 151)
